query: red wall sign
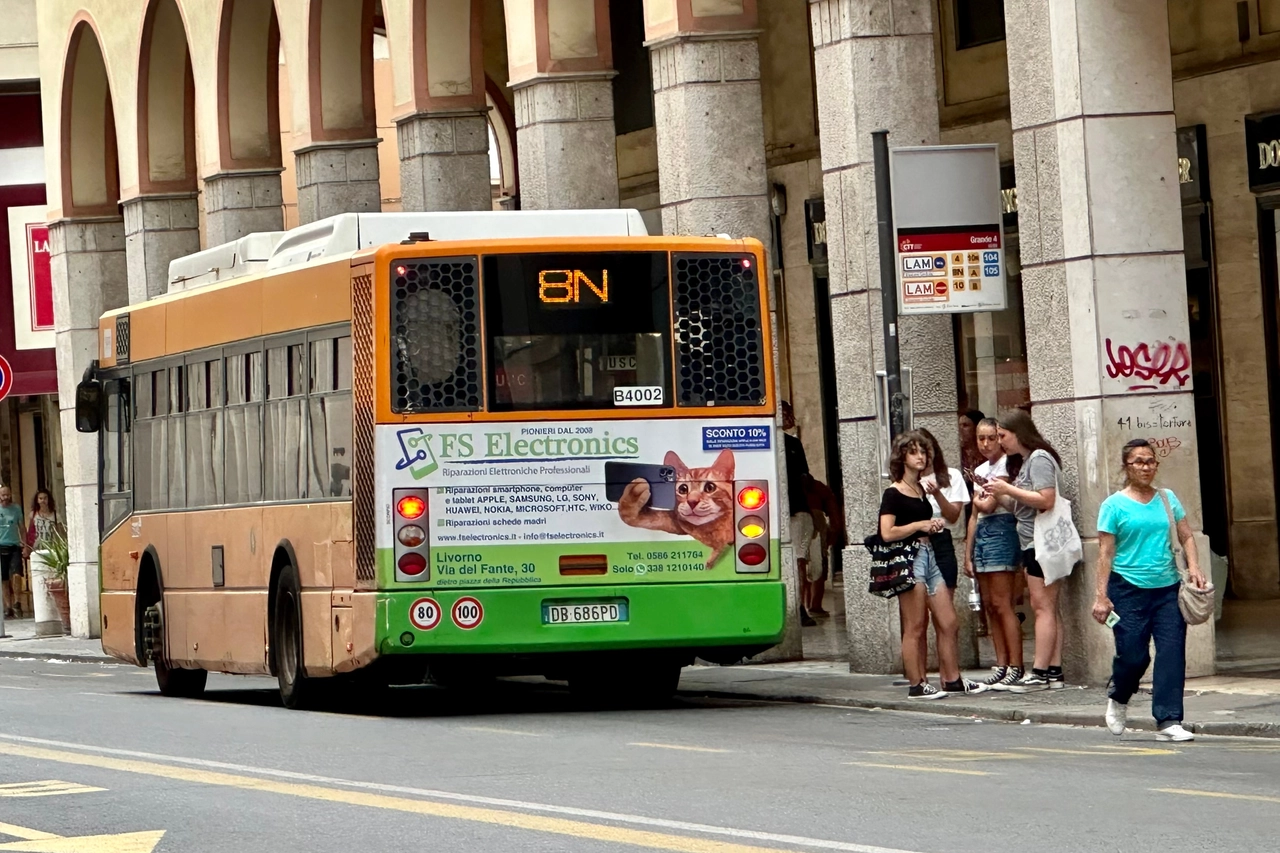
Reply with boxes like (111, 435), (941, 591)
(0, 354), (14, 403)
(26, 223), (53, 331)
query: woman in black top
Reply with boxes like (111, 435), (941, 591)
(879, 431), (986, 700)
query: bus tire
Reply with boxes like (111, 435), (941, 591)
(155, 655), (208, 699)
(272, 563), (317, 710)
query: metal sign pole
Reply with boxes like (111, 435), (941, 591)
(873, 130), (905, 439)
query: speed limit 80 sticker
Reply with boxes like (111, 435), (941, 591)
(451, 597), (484, 630)
(408, 597), (442, 631)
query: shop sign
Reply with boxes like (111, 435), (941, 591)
(1246, 112), (1280, 192)
(6, 205), (55, 351)
(1178, 125), (1209, 203)
(889, 144), (1007, 315)
(805, 198), (826, 265)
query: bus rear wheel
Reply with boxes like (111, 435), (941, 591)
(273, 563), (318, 710)
(143, 602), (207, 698)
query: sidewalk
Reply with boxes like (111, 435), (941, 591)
(5, 619), (1280, 738)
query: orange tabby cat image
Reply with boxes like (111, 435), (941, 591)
(617, 450), (735, 569)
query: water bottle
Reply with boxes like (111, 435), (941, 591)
(967, 588), (982, 612)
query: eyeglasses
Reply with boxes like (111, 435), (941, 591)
(1127, 459), (1159, 469)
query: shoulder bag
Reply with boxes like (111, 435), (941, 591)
(1157, 490), (1214, 625)
(1030, 452), (1082, 585)
(863, 533), (918, 599)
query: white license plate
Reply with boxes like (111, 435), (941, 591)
(542, 601), (627, 624)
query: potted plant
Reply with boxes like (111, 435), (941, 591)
(32, 530), (71, 634)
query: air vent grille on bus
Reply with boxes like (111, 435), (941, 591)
(672, 254), (765, 407)
(391, 258), (482, 413)
(352, 270), (377, 582)
(115, 314), (130, 365)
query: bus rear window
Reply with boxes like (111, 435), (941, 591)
(483, 253), (671, 411)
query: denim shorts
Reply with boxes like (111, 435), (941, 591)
(912, 541), (945, 596)
(973, 514), (1019, 573)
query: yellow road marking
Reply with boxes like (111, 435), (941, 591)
(0, 741), (795, 853)
(0, 780), (106, 798)
(628, 743), (732, 754)
(1013, 746), (1177, 757)
(845, 762), (991, 777)
(867, 749), (1029, 763)
(0, 824), (58, 842)
(460, 726), (543, 737)
(1154, 787), (1280, 805)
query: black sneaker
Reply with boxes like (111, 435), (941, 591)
(907, 681), (947, 700)
(990, 666), (1023, 691)
(800, 610), (817, 627)
(942, 677), (989, 695)
(1046, 667), (1066, 689)
(979, 666), (1008, 688)
(1009, 669), (1051, 693)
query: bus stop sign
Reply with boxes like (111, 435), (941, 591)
(889, 144), (1006, 315)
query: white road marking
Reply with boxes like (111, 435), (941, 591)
(628, 742), (732, 754)
(0, 733), (929, 853)
(461, 726), (544, 737)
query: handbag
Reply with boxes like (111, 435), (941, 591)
(1030, 452), (1082, 585)
(863, 533), (918, 598)
(1157, 490), (1214, 625)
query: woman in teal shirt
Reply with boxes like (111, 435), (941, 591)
(1093, 439), (1207, 742)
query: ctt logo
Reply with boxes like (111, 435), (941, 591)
(394, 428), (438, 480)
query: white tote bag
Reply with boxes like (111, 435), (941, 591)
(1031, 453), (1082, 585)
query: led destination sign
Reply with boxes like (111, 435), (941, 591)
(538, 269), (609, 306)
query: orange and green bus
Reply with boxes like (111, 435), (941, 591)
(77, 211), (785, 708)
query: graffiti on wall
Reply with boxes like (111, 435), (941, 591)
(1104, 338), (1192, 392)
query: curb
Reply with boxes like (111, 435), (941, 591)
(681, 686), (1280, 740)
(0, 648), (116, 665)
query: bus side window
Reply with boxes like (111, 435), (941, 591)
(133, 370), (168, 512)
(307, 336), (353, 497)
(225, 351), (264, 504)
(185, 360), (224, 507)
(265, 344), (305, 501)
(102, 378), (132, 532)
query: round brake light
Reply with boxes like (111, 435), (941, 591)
(737, 486), (766, 510)
(738, 543), (767, 566)
(398, 552), (427, 576)
(397, 495), (426, 519)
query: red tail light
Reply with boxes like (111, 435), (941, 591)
(737, 486), (766, 510)
(738, 543), (767, 566)
(397, 495), (426, 519)
(398, 553), (427, 576)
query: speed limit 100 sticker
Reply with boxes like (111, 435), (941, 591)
(451, 597), (484, 630)
(408, 597), (442, 631)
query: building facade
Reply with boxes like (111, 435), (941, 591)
(25, 0), (1280, 682)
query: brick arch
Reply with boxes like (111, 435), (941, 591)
(60, 16), (121, 217)
(137, 0), (197, 192)
(306, 0), (377, 141)
(216, 0), (283, 170)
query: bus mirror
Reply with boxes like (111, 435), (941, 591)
(75, 380), (103, 433)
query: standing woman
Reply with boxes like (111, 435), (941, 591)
(1093, 439), (1206, 742)
(25, 489), (61, 554)
(966, 418), (1024, 689)
(986, 410), (1066, 691)
(917, 428), (970, 597)
(879, 431), (985, 699)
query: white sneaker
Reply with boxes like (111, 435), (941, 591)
(1156, 723), (1194, 742)
(1105, 699), (1127, 736)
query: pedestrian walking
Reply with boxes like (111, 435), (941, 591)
(803, 475), (844, 616)
(966, 418), (1024, 689)
(1093, 439), (1207, 742)
(24, 489), (63, 559)
(879, 431), (986, 699)
(0, 486), (26, 619)
(985, 410), (1067, 691)
(782, 401), (818, 626)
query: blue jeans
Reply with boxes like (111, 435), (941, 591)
(1107, 574), (1186, 725)
(912, 542), (945, 596)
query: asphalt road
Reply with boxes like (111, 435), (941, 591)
(1, 657), (1278, 853)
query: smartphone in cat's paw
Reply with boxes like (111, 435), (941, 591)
(604, 461), (678, 510)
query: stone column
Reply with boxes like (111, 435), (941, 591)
(513, 75), (619, 210)
(648, 32), (769, 246)
(122, 193), (201, 303)
(808, 0), (968, 673)
(202, 170), (285, 246)
(49, 217), (128, 639)
(293, 140), (382, 224)
(1006, 0), (1211, 682)
(397, 111), (492, 211)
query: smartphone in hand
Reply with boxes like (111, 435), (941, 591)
(1104, 610), (1121, 628)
